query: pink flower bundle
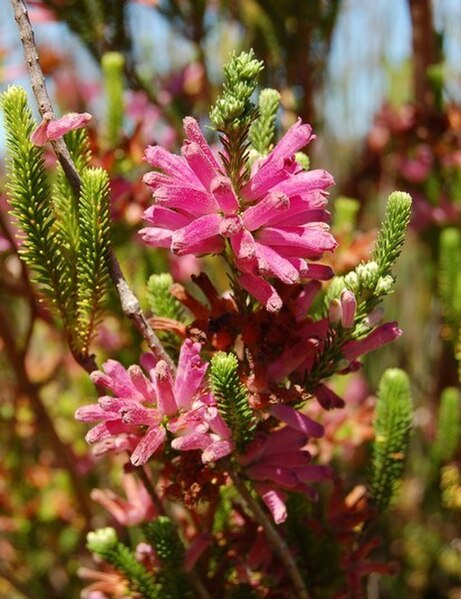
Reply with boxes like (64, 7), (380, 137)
(140, 117), (337, 311)
(75, 339), (233, 466)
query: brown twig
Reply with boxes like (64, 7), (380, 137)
(229, 468), (311, 599)
(9, 0), (174, 371)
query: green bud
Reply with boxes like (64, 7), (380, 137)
(87, 527), (118, 553)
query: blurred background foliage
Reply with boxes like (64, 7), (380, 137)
(1, 0), (461, 597)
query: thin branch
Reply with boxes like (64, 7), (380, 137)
(10, 0), (174, 371)
(229, 468), (311, 599)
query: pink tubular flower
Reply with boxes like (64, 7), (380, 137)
(140, 117), (337, 311)
(239, 405), (329, 523)
(31, 111), (92, 146)
(341, 322), (402, 361)
(75, 340), (232, 466)
(90, 473), (157, 526)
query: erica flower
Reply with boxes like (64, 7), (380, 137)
(239, 404), (329, 523)
(75, 340), (232, 466)
(140, 117), (336, 311)
(31, 111), (92, 146)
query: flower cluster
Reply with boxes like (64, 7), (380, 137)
(75, 339), (233, 466)
(140, 117), (336, 311)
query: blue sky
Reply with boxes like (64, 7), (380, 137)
(1, 0), (461, 146)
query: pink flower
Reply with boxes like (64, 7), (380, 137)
(31, 111), (92, 146)
(341, 322), (402, 361)
(140, 117), (336, 311)
(75, 340), (232, 466)
(239, 405), (329, 523)
(90, 473), (157, 526)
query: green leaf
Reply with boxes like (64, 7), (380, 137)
(102, 51), (125, 148)
(249, 88), (280, 155)
(147, 273), (183, 321)
(372, 191), (412, 277)
(439, 227), (461, 327)
(0, 86), (72, 322)
(75, 167), (111, 353)
(144, 517), (192, 599)
(210, 352), (256, 448)
(370, 368), (413, 511)
(87, 527), (160, 598)
(432, 387), (461, 464)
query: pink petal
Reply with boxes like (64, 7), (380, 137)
(313, 384), (345, 410)
(171, 214), (222, 255)
(46, 112), (92, 140)
(171, 432), (211, 451)
(144, 145), (197, 181)
(247, 463), (299, 488)
(274, 208), (331, 227)
(183, 117), (221, 170)
(174, 339), (208, 409)
(254, 242), (299, 284)
(242, 192), (289, 231)
(257, 224), (337, 255)
(130, 426), (166, 466)
(271, 169), (335, 197)
(210, 176), (239, 215)
(340, 289), (357, 328)
(128, 365), (156, 402)
(143, 206), (191, 229)
(291, 281), (322, 320)
(263, 427), (308, 455)
(182, 140), (219, 189)
(201, 439), (233, 463)
(154, 184), (218, 216)
(270, 404), (324, 438)
(102, 360), (143, 399)
(238, 273), (282, 312)
(266, 119), (313, 166)
(75, 404), (107, 422)
(300, 263), (334, 280)
(230, 229), (258, 273)
(293, 464), (332, 483)
(139, 226), (173, 248)
(30, 119), (49, 146)
(242, 156), (296, 201)
(255, 484), (287, 524)
(153, 361), (178, 416)
(341, 322), (402, 361)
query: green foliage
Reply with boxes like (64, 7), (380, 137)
(147, 273), (183, 321)
(285, 494), (342, 594)
(144, 517), (192, 599)
(146, 273), (184, 357)
(52, 128), (92, 256)
(1, 86), (111, 357)
(210, 49), (263, 132)
(332, 196), (360, 234)
(372, 191), (412, 277)
(144, 516), (184, 568)
(75, 168), (111, 352)
(370, 369), (413, 511)
(102, 51), (125, 148)
(432, 387), (461, 464)
(210, 352), (256, 448)
(210, 50), (263, 191)
(1, 86), (71, 319)
(249, 88), (280, 154)
(439, 228), (461, 329)
(87, 527), (160, 598)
